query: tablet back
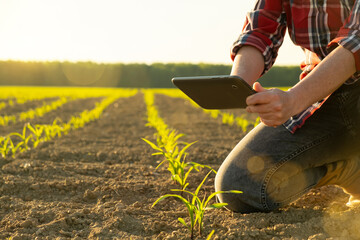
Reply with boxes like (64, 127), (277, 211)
(172, 75), (255, 109)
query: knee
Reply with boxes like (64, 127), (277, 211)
(214, 159), (268, 213)
(213, 128), (284, 213)
(214, 186), (263, 213)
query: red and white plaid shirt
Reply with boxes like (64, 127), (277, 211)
(232, 0), (360, 133)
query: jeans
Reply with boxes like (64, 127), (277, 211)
(215, 81), (360, 213)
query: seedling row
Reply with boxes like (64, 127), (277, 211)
(154, 89), (260, 131)
(0, 87), (254, 238)
(0, 87), (138, 158)
(142, 90), (242, 239)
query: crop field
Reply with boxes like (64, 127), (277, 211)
(0, 86), (359, 240)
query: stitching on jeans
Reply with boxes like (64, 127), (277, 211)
(260, 134), (332, 211)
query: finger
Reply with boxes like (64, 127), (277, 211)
(251, 102), (285, 114)
(246, 92), (272, 105)
(246, 103), (273, 114)
(253, 82), (266, 92)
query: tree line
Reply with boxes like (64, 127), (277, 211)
(0, 60), (302, 88)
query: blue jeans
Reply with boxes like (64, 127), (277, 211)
(215, 81), (360, 213)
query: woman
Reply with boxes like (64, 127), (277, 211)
(215, 0), (360, 213)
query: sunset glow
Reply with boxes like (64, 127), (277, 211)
(0, 0), (304, 65)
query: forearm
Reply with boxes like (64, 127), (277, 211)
(246, 45), (357, 127)
(231, 46), (265, 86)
(288, 45), (356, 115)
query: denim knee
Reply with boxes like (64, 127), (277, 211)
(215, 173), (265, 213)
(215, 150), (327, 213)
(214, 148), (271, 213)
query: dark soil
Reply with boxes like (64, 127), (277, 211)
(0, 91), (359, 240)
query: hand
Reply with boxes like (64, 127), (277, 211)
(246, 82), (296, 127)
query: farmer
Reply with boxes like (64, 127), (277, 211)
(215, 0), (360, 213)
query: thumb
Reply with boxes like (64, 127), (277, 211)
(253, 82), (266, 93)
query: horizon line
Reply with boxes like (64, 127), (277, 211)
(0, 58), (299, 67)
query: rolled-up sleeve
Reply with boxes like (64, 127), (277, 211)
(328, 0), (360, 72)
(231, 0), (287, 74)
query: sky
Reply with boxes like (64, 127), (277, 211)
(0, 0), (304, 66)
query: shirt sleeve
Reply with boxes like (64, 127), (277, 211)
(231, 0), (287, 75)
(328, 0), (360, 72)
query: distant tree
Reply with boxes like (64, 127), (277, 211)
(0, 61), (301, 88)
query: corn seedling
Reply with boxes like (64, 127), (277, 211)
(254, 116), (261, 126)
(0, 115), (16, 126)
(143, 136), (200, 190)
(221, 113), (235, 126)
(8, 137), (25, 156)
(206, 230), (215, 240)
(153, 170), (242, 239)
(208, 110), (220, 119)
(27, 123), (44, 148)
(0, 137), (11, 158)
(0, 102), (6, 111)
(9, 124), (32, 152)
(143, 90), (208, 190)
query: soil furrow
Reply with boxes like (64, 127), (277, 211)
(0, 97), (103, 136)
(0, 98), (58, 116)
(0, 91), (358, 240)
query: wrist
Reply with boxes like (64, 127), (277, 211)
(286, 87), (310, 116)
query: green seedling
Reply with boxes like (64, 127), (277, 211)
(153, 170), (242, 239)
(27, 123), (44, 148)
(49, 119), (64, 138)
(0, 115), (16, 126)
(206, 230), (215, 240)
(0, 137), (11, 158)
(235, 116), (249, 132)
(222, 113), (235, 126)
(0, 102), (6, 111)
(9, 124), (32, 152)
(8, 99), (14, 106)
(8, 137), (24, 157)
(143, 90), (198, 190)
(142, 136), (197, 191)
(209, 110), (220, 119)
(254, 116), (261, 126)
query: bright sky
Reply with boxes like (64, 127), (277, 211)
(0, 0), (304, 66)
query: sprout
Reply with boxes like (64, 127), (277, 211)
(153, 170), (242, 239)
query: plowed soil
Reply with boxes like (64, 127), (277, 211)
(0, 92), (359, 240)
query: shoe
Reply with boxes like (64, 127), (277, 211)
(316, 156), (360, 206)
(346, 195), (360, 207)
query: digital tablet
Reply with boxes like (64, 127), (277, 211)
(171, 75), (256, 109)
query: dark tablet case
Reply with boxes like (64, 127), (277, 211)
(172, 75), (256, 109)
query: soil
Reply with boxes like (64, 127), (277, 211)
(0, 91), (359, 240)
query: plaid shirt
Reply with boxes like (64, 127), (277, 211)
(232, 0), (360, 133)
